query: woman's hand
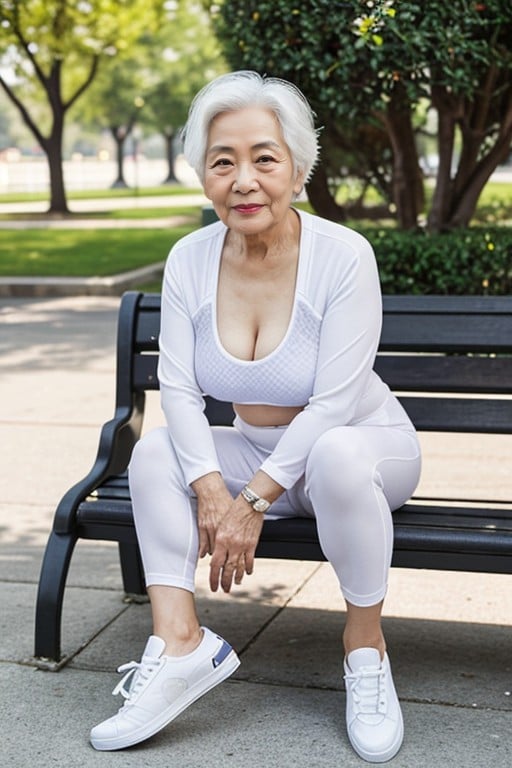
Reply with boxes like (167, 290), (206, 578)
(191, 473), (233, 558)
(209, 496), (265, 593)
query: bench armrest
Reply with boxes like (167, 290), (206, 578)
(53, 397), (144, 534)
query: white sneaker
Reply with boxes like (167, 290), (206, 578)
(344, 648), (404, 763)
(90, 627), (240, 751)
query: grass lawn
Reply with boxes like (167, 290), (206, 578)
(0, 226), (195, 277)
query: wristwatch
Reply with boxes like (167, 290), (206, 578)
(241, 485), (271, 513)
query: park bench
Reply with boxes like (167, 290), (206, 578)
(34, 291), (512, 667)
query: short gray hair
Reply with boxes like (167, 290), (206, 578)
(181, 70), (320, 185)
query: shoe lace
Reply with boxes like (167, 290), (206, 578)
(112, 657), (161, 703)
(344, 665), (387, 715)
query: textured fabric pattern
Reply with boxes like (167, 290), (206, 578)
(194, 299), (321, 406)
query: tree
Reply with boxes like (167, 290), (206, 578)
(76, 2), (226, 188)
(78, 50), (151, 188)
(0, 0), (164, 212)
(212, 0), (512, 231)
(142, 1), (227, 184)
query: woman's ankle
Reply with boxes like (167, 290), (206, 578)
(343, 631), (386, 660)
(158, 625), (203, 657)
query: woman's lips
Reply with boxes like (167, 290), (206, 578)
(233, 204), (263, 213)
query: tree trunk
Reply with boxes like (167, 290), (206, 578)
(428, 69), (512, 230)
(383, 85), (424, 230)
(163, 131), (178, 184)
(427, 85), (460, 232)
(111, 127), (129, 188)
(447, 69), (512, 228)
(43, 98), (68, 214)
(306, 163), (346, 222)
(448, 122), (512, 228)
(46, 138), (68, 214)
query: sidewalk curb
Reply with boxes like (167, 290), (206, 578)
(0, 261), (165, 297)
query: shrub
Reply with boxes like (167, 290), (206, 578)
(359, 226), (512, 295)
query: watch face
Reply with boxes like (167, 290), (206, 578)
(253, 498), (269, 513)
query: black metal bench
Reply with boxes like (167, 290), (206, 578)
(34, 291), (512, 666)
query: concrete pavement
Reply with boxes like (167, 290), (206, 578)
(1, 294), (511, 768)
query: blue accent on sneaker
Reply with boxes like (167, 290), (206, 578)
(212, 638), (233, 668)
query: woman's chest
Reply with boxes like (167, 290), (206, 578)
(216, 258), (298, 361)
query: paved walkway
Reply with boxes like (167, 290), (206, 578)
(0, 192), (209, 216)
(0, 294), (511, 767)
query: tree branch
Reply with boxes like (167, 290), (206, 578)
(64, 55), (101, 112)
(0, 76), (47, 150)
(9, 17), (50, 93)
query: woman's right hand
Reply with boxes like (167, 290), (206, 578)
(191, 472), (233, 558)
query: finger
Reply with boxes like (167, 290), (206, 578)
(209, 546), (227, 592)
(234, 558), (245, 585)
(198, 527), (209, 558)
(220, 560), (238, 593)
(244, 550), (255, 576)
(209, 560), (221, 592)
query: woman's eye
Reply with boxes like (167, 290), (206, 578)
(212, 158), (232, 168)
(257, 155), (275, 164)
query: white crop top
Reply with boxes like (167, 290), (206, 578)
(194, 287), (321, 407)
(158, 209), (394, 489)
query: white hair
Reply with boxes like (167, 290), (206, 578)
(181, 70), (320, 185)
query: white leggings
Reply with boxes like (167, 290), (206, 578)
(129, 412), (421, 608)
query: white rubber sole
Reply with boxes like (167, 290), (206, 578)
(347, 709), (404, 763)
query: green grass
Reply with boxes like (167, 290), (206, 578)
(0, 184), (203, 204)
(0, 226), (195, 277)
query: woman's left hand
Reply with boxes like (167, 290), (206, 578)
(209, 498), (265, 593)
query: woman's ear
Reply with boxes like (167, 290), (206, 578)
(293, 168), (306, 196)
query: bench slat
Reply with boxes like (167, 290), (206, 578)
(398, 396), (512, 432)
(76, 500), (512, 558)
(134, 295), (512, 354)
(375, 355), (512, 394)
(134, 353), (512, 396)
(380, 314), (512, 353)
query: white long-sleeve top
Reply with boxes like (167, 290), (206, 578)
(158, 208), (396, 490)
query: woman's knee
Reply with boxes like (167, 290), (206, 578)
(129, 427), (184, 491)
(306, 428), (375, 501)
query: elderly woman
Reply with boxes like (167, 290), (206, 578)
(90, 71), (421, 763)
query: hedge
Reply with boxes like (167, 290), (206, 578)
(358, 226), (512, 295)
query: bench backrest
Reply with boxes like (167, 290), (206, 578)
(120, 292), (512, 435)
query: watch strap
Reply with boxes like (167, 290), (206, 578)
(241, 485), (271, 513)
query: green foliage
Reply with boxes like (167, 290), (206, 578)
(0, 0), (165, 103)
(142, 1), (227, 134)
(77, 1), (224, 132)
(213, 0), (511, 121)
(212, 1), (512, 230)
(0, 0), (166, 210)
(362, 226), (512, 295)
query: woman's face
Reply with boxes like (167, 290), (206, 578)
(203, 107), (304, 238)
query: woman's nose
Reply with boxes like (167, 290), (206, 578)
(233, 164), (258, 192)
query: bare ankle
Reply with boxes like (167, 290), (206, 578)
(163, 628), (203, 657)
(153, 624), (203, 657)
(343, 632), (386, 660)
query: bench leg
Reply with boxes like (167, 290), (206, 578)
(34, 529), (78, 665)
(118, 541), (146, 596)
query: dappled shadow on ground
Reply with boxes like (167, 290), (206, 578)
(0, 296), (120, 371)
